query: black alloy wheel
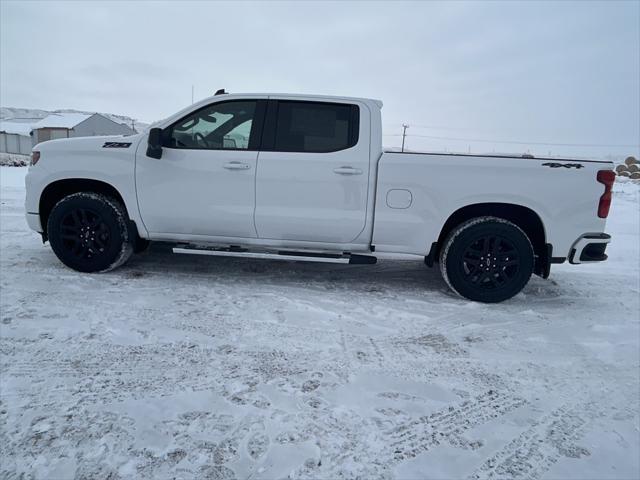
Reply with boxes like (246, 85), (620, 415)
(47, 192), (133, 272)
(440, 217), (534, 303)
(58, 207), (111, 261)
(460, 234), (520, 289)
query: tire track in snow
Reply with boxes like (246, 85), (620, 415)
(1, 341), (228, 408)
(277, 390), (527, 479)
(468, 404), (591, 480)
(387, 390), (527, 462)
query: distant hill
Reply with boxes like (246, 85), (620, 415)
(0, 107), (148, 133)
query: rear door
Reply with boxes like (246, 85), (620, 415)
(254, 99), (370, 243)
(136, 99), (266, 238)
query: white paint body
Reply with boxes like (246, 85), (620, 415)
(24, 93), (612, 262)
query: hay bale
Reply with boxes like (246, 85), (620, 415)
(630, 172), (640, 179)
(616, 164), (628, 173)
(628, 164), (639, 173)
(618, 171), (631, 177)
(625, 156), (638, 166)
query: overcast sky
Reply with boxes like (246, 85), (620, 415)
(1, 0), (638, 157)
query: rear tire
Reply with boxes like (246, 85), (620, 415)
(439, 216), (534, 303)
(47, 192), (134, 273)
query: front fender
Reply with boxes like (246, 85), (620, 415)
(26, 134), (148, 237)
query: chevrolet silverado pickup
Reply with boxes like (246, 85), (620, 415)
(24, 92), (615, 302)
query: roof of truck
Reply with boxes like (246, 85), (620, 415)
(203, 92), (383, 108)
(154, 92), (383, 129)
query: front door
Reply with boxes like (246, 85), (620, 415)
(136, 100), (265, 238)
(255, 100), (370, 243)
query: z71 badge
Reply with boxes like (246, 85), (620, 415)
(102, 142), (132, 148)
(541, 162), (584, 169)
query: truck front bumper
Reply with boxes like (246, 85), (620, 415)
(569, 233), (611, 264)
(25, 212), (43, 233)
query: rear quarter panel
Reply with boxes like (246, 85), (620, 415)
(372, 153), (612, 257)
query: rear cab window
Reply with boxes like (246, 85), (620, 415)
(267, 100), (360, 153)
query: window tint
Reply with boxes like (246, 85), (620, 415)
(273, 101), (359, 153)
(168, 101), (256, 150)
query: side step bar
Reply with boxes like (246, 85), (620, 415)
(172, 246), (377, 265)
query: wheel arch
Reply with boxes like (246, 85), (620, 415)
(39, 178), (128, 236)
(428, 202), (550, 278)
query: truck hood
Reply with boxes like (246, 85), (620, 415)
(34, 133), (145, 153)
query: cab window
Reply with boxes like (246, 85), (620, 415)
(273, 101), (359, 153)
(167, 101), (257, 150)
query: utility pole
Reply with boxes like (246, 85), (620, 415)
(401, 124), (409, 152)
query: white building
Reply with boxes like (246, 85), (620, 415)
(0, 112), (136, 156)
(0, 120), (34, 155)
(31, 113), (135, 145)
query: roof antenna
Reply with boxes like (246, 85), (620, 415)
(215, 88), (227, 96)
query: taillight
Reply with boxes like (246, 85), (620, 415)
(596, 170), (615, 218)
(31, 151), (40, 166)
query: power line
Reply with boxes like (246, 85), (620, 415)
(405, 124), (478, 132)
(406, 134), (639, 148)
(385, 132), (638, 148)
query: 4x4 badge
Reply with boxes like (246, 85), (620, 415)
(542, 162), (584, 169)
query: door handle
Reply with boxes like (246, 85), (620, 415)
(223, 161), (251, 170)
(333, 166), (363, 175)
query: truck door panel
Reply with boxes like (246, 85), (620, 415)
(136, 100), (266, 238)
(255, 100), (370, 243)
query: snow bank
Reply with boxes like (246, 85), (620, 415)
(0, 153), (29, 167)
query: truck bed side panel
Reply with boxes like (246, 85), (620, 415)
(373, 153), (611, 257)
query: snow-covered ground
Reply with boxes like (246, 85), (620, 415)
(1, 166), (638, 479)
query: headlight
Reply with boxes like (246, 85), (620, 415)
(31, 151), (40, 166)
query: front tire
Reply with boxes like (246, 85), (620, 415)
(133, 237), (150, 254)
(47, 192), (134, 273)
(439, 216), (534, 303)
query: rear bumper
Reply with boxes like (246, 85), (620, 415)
(569, 233), (611, 264)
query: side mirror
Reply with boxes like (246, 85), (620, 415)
(146, 128), (163, 159)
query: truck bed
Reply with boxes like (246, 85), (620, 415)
(372, 151), (613, 257)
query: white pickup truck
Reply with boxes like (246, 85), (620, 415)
(25, 92), (615, 302)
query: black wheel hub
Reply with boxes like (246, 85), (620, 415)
(461, 235), (520, 289)
(59, 208), (110, 259)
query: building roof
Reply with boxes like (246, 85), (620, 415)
(0, 120), (33, 136)
(1, 111), (138, 135)
(32, 113), (92, 130)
